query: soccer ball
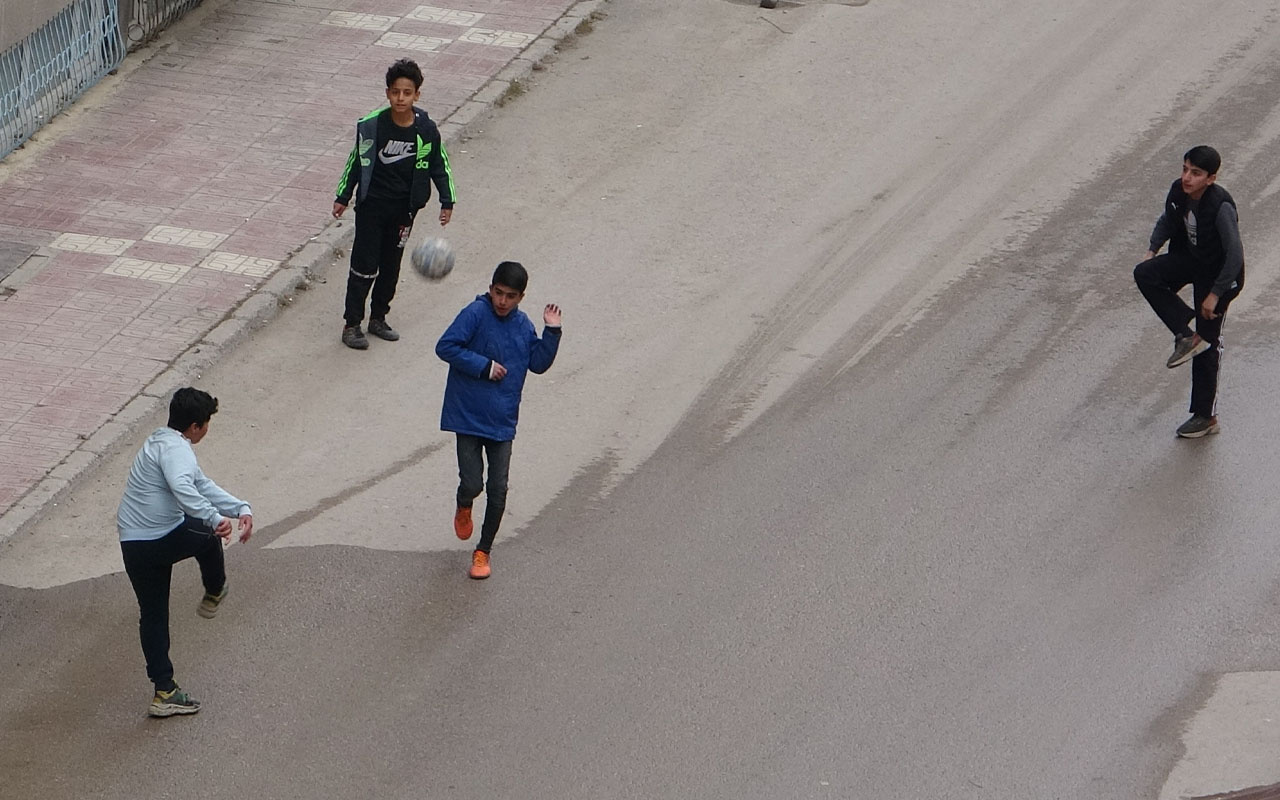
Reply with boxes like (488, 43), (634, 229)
(411, 237), (455, 281)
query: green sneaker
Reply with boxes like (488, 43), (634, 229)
(149, 685), (201, 717)
(197, 583), (228, 619)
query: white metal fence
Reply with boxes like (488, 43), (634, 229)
(0, 0), (124, 159)
(1, 0), (204, 160)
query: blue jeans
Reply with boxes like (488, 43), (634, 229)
(455, 434), (512, 553)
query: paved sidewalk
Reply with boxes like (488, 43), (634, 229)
(0, 0), (601, 541)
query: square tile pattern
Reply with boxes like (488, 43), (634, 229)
(104, 257), (191, 284)
(143, 225), (230, 249)
(49, 233), (134, 256)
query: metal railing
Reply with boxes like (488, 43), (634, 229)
(122, 0), (204, 48)
(0, 0), (125, 160)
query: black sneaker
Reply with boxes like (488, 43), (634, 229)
(197, 582), (228, 619)
(1176, 415), (1220, 438)
(1167, 334), (1209, 368)
(149, 685), (201, 717)
(367, 318), (400, 341)
(342, 325), (369, 350)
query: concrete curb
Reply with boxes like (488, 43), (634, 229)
(0, 0), (609, 549)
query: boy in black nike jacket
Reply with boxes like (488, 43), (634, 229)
(333, 58), (457, 349)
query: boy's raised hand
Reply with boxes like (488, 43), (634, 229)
(544, 304), (562, 326)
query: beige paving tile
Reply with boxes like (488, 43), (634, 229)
(103, 258), (191, 284)
(321, 11), (397, 31)
(199, 252), (279, 278)
(376, 31), (452, 52)
(407, 6), (483, 26)
(143, 225), (230, 249)
(49, 233), (134, 256)
(458, 28), (537, 48)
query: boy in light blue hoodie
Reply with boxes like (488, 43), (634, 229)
(117, 387), (253, 717)
(435, 261), (562, 580)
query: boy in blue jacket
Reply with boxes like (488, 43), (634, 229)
(435, 261), (561, 579)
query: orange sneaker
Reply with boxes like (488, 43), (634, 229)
(453, 505), (473, 540)
(469, 550), (491, 580)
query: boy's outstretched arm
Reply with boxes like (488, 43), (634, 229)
(529, 304), (562, 375)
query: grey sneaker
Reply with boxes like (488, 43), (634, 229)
(342, 325), (369, 350)
(1167, 334), (1210, 368)
(1176, 415), (1220, 438)
(197, 583), (228, 619)
(149, 685), (201, 717)
(367, 318), (400, 341)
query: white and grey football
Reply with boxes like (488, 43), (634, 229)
(410, 237), (455, 281)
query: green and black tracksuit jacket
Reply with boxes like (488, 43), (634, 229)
(335, 106), (456, 211)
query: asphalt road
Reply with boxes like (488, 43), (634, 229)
(5, 0), (1280, 797)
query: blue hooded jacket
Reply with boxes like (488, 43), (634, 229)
(436, 294), (561, 441)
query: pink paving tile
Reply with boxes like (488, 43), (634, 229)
(122, 242), (208, 267)
(52, 217), (157, 240)
(24, 268), (112, 292)
(76, 272), (174, 297)
(2, 342), (95, 368)
(11, 191), (98, 214)
(161, 209), (251, 236)
(64, 289), (156, 316)
(18, 404), (114, 433)
(0, 360), (65, 392)
(179, 194), (266, 216)
(160, 283), (256, 309)
(217, 164), (300, 188)
(252, 200), (331, 228)
(0, 485), (21, 506)
(0, 425), (85, 456)
(44, 307), (139, 330)
(111, 184), (197, 208)
(6, 285), (78, 308)
(4, 206), (82, 230)
(37, 384), (136, 414)
(234, 217), (313, 244)
(20, 325), (120, 353)
(97, 333), (191, 362)
(142, 154), (229, 179)
(215, 234), (298, 262)
(0, 400), (33, 421)
(77, 353), (168, 383)
(43, 251), (118, 272)
(202, 178), (282, 202)
(58, 365), (152, 393)
(290, 167), (340, 194)
(0, 320), (41, 343)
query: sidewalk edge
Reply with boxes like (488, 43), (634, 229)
(0, 0), (609, 549)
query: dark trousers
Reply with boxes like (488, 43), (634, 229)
(456, 434), (513, 553)
(344, 199), (414, 326)
(1134, 253), (1239, 417)
(120, 516), (225, 690)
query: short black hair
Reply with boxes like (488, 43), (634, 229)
(492, 261), (528, 293)
(386, 59), (424, 90)
(1184, 145), (1221, 176)
(168, 387), (219, 432)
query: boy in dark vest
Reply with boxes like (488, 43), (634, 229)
(1134, 145), (1244, 438)
(333, 58), (457, 349)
